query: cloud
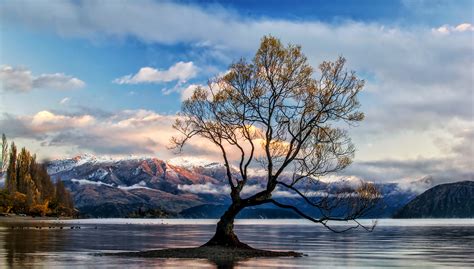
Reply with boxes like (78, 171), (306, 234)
(113, 61), (197, 84)
(59, 97), (71, 105)
(71, 178), (113, 187)
(1, 1), (472, 184)
(0, 109), (221, 158)
(168, 83), (206, 101)
(178, 182), (228, 194)
(345, 122), (474, 184)
(0, 66), (32, 92)
(180, 84), (200, 100)
(0, 65), (85, 92)
(177, 182), (264, 196)
(1, 108), (471, 184)
(1, 2), (471, 128)
(433, 23), (474, 34)
(33, 73), (85, 90)
(30, 110), (94, 131)
(345, 157), (473, 185)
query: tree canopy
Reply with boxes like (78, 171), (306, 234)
(172, 36), (379, 246)
(0, 135), (75, 217)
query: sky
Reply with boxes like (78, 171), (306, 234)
(0, 0), (472, 184)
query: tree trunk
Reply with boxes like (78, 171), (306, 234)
(202, 203), (251, 249)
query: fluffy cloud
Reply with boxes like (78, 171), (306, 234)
(113, 61), (197, 84)
(0, 109), (220, 159)
(1, 108), (471, 183)
(433, 23), (474, 34)
(0, 65), (85, 92)
(1, 1), (472, 183)
(180, 84), (200, 101)
(1, 2), (471, 126)
(178, 182), (265, 197)
(178, 182), (229, 194)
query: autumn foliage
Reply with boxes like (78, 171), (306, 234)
(0, 135), (75, 217)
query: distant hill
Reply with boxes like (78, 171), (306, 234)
(394, 181), (474, 218)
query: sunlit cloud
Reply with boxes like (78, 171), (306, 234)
(0, 109), (220, 159)
(433, 23), (474, 34)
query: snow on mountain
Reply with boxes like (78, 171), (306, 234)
(167, 156), (222, 169)
(43, 154), (443, 218)
(88, 168), (109, 180)
(47, 153), (147, 174)
(47, 154), (433, 196)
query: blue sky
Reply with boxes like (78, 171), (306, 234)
(0, 0), (472, 183)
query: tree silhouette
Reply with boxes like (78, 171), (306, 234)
(172, 36), (379, 248)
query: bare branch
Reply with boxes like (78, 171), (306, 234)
(170, 35), (376, 234)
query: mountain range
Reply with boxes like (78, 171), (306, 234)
(43, 154), (440, 218)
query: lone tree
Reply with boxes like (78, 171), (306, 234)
(172, 36), (379, 249)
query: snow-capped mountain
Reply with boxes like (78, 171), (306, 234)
(47, 154), (226, 217)
(46, 154), (433, 218)
(167, 156), (223, 169)
(47, 153), (147, 174)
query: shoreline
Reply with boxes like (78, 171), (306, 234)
(0, 215), (75, 222)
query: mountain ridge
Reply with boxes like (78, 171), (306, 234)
(394, 181), (474, 218)
(45, 154), (441, 218)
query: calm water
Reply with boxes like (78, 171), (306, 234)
(0, 218), (473, 268)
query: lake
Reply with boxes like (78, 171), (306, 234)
(0, 218), (473, 268)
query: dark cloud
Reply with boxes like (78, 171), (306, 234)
(0, 113), (41, 139)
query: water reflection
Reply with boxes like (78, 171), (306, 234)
(0, 219), (473, 268)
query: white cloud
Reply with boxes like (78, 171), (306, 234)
(178, 182), (228, 194)
(33, 73), (85, 89)
(177, 182), (264, 196)
(71, 178), (113, 187)
(59, 97), (71, 105)
(30, 110), (95, 132)
(1, 1), (472, 183)
(2, 3), (471, 128)
(118, 180), (152, 190)
(180, 84), (200, 101)
(113, 61), (197, 84)
(433, 23), (474, 34)
(0, 65), (85, 92)
(455, 23), (474, 32)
